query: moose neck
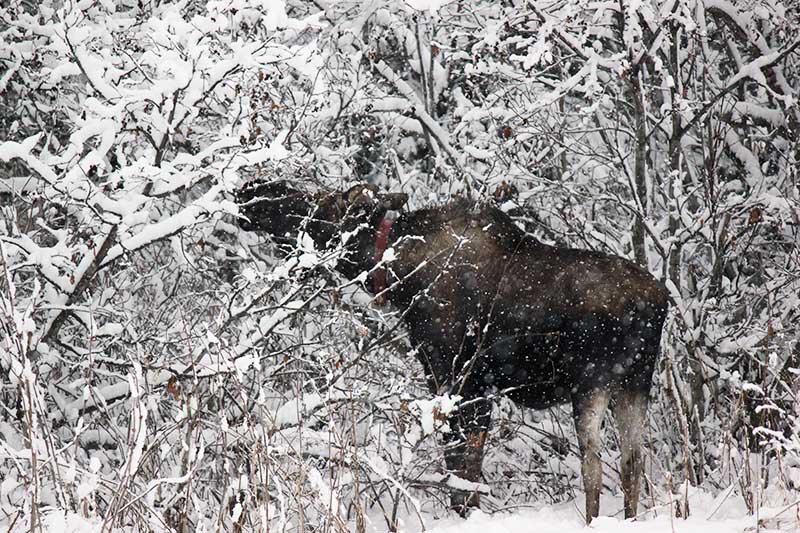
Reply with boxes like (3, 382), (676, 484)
(372, 218), (394, 299)
(330, 212), (390, 283)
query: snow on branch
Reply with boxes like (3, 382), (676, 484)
(99, 185), (231, 268)
(372, 60), (485, 190)
(408, 473), (491, 496)
(0, 136), (126, 220)
(676, 39), (800, 140)
(372, 60), (457, 161)
(705, 0), (799, 107)
(723, 127), (765, 185)
(723, 102), (786, 128)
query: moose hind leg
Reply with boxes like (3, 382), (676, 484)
(573, 389), (610, 524)
(612, 387), (649, 519)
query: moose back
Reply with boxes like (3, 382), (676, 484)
(238, 181), (669, 523)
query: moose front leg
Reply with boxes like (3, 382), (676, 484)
(408, 320), (488, 514)
(444, 398), (491, 515)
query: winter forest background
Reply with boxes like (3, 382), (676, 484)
(0, 0), (799, 531)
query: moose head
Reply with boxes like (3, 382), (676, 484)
(238, 180), (408, 280)
(238, 181), (407, 247)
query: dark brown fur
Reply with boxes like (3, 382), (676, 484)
(238, 182), (669, 523)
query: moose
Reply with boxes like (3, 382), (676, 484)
(237, 180), (669, 523)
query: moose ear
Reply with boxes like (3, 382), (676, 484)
(344, 183), (377, 203)
(379, 192), (408, 211)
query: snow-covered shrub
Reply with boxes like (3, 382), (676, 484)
(1, 0), (799, 530)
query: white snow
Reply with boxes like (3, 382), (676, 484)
(411, 394), (460, 435)
(382, 247), (397, 262)
(395, 487), (787, 533)
(273, 393), (323, 428)
(418, 505), (764, 533)
(240, 129), (290, 164)
(24, 487), (787, 532)
(404, 0), (449, 14)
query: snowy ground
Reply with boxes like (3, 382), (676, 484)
(424, 508), (765, 533)
(26, 488), (799, 532)
(393, 489), (796, 533)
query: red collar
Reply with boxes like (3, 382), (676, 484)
(373, 217), (393, 304)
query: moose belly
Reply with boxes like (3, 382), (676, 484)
(477, 324), (654, 409)
(478, 331), (574, 409)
